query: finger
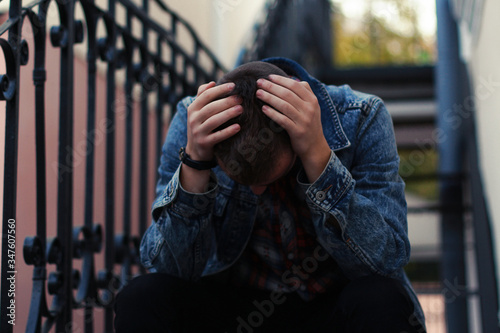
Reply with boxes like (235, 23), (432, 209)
(201, 104), (243, 133)
(266, 75), (314, 101)
(205, 122), (241, 146)
(196, 81), (216, 97)
(256, 87), (299, 120)
(191, 82), (235, 111)
(261, 105), (295, 132)
(198, 95), (242, 124)
(257, 78), (303, 107)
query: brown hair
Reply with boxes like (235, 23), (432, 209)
(213, 61), (292, 185)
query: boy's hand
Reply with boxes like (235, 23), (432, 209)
(256, 75), (331, 182)
(186, 81), (242, 162)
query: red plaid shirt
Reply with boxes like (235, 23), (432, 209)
(229, 164), (338, 301)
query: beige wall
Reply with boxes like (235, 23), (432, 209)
(467, 0), (500, 311)
(162, 0), (266, 69)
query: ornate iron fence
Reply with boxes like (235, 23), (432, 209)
(0, 0), (224, 332)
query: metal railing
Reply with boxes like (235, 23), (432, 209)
(0, 0), (225, 332)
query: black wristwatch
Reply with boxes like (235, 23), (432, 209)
(179, 147), (217, 170)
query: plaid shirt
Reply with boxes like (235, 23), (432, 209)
(229, 164), (339, 301)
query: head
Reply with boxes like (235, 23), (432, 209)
(213, 61), (295, 191)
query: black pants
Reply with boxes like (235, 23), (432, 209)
(114, 273), (426, 333)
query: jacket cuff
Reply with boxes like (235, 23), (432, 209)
(151, 163), (218, 221)
(299, 151), (355, 212)
(174, 172), (218, 215)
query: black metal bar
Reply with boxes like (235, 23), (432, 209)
(0, 0), (22, 331)
(24, 4), (52, 333)
(32, 0), (48, 259)
(436, 0), (468, 331)
(401, 172), (463, 182)
(138, 0), (149, 241)
(397, 143), (436, 151)
(319, 66), (435, 87)
(407, 203), (469, 214)
(169, 15), (178, 116)
(104, 1), (117, 331)
(55, 0), (77, 330)
(83, 7), (98, 256)
(464, 72), (500, 333)
(82, 4), (98, 332)
(392, 116), (436, 127)
(155, 36), (163, 179)
(119, 6), (134, 283)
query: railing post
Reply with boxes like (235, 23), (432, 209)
(104, 0), (117, 331)
(139, 0), (150, 242)
(82, 3), (99, 331)
(0, 0), (22, 330)
(436, 0), (468, 331)
(54, 0), (77, 330)
(120, 7), (134, 282)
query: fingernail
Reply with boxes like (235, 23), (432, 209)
(256, 79), (264, 86)
(227, 83), (235, 90)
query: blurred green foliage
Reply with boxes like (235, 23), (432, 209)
(399, 148), (439, 201)
(331, 0), (436, 68)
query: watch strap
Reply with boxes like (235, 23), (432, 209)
(179, 147), (217, 170)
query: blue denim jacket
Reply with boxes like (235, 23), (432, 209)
(140, 57), (425, 327)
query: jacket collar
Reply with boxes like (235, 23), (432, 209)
(262, 57), (350, 151)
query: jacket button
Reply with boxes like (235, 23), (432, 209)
(315, 190), (326, 201)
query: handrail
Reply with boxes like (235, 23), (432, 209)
(0, 0), (225, 332)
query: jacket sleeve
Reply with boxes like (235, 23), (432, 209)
(139, 97), (218, 280)
(300, 98), (410, 278)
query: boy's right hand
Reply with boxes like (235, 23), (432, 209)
(185, 81), (243, 162)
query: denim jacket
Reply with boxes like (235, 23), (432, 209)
(140, 57), (425, 326)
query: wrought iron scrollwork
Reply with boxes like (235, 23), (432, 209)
(0, 0), (225, 332)
(0, 38), (18, 100)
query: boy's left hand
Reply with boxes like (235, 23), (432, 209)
(256, 75), (331, 182)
